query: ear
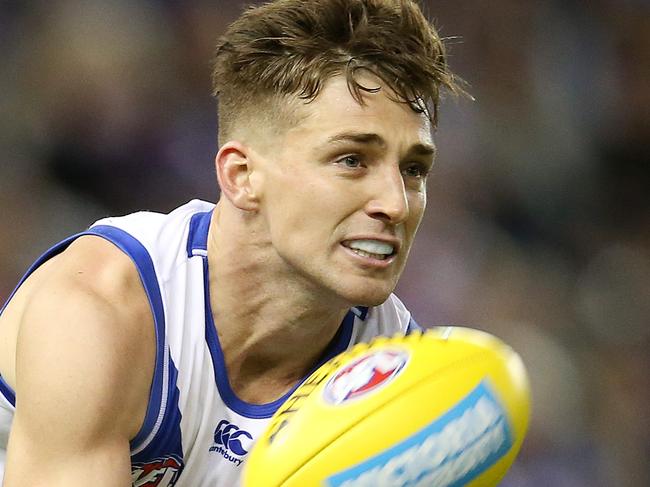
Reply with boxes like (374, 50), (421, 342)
(215, 141), (260, 211)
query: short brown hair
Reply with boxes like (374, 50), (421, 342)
(212, 0), (462, 144)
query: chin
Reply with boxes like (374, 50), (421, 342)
(335, 282), (395, 308)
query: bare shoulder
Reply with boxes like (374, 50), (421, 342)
(26, 234), (153, 342)
(59, 234), (153, 311)
(14, 234), (155, 439)
(1, 234), (156, 485)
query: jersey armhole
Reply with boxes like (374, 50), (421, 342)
(83, 225), (170, 454)
(0, 226), (170, 452)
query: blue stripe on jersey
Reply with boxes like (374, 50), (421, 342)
(130, 355), (184, 476)
(84, 226), (185, 471)
(352, 306), (369, 320)
(406, 316), (423, 334)
(0, 375), (15, 407)
(85, 225), (173, 455)
(201, 258), (356, 419)
(186, 210), (212, 257)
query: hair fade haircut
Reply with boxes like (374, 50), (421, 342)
(212, 0), (463, 144)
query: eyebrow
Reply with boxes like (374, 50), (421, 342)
(325, 132), (436, 158)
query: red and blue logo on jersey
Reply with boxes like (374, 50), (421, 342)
(323, 348), (409, 405)
(131, 455), (183, 487)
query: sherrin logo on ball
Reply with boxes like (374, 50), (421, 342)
(323, 349), (409, 405)
(243, 327), (531, 487)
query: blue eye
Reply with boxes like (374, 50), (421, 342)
(339, 156), (362, 168)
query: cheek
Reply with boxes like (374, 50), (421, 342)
(264, 168), (309, 211)
(408, 191), (426, 227)
(266, 180), (333, 239)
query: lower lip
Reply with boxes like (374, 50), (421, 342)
(340, 244), (396, 269)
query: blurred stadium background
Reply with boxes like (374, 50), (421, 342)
(0, 0), (648, 485)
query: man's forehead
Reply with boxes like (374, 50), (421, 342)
(325, 130), (436, 156)
(287, 75), (434, 148)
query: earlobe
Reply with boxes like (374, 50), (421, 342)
(215, 142), (260, 211)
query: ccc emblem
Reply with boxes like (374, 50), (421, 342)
(213, 419), (253, 456)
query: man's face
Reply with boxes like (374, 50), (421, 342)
(251, 75), (435, 306)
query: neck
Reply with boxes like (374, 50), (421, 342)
(207, 203), (350, 403)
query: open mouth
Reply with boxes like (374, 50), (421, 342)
(341, 239), (397, 261)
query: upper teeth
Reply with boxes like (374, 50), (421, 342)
(346, 240), (394, 255)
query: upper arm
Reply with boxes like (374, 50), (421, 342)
(3, 236), (155, 487)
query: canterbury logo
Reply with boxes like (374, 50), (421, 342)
(209, 419), (253, 466)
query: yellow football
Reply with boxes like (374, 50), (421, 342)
(242, 327), (531, 487)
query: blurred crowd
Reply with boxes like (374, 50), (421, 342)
(1, 0), (648, 485)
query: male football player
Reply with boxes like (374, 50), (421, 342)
(0, 1), (461, 485)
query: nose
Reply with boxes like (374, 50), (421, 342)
(364, 166), (409, 224)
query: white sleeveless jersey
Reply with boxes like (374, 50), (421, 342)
(0, 199), (420, 486)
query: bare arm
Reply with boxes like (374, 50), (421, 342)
(3, 236), (155, 487)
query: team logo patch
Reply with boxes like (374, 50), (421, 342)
(326, 381), (514, 487)
(131, 455), (183, 487)
(323, 348), (409, 405)
(209, 419), (253, 466)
